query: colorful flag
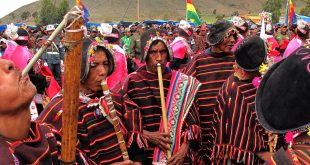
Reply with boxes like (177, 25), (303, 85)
(285, 0), (296, 25)
(76, 0), (90, 22)
(186, 0), (201, 26)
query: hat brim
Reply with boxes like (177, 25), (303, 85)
(256, 52), (310, 134)
(255, 58), (284, 133)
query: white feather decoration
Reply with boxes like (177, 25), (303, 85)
(179, 20), (191, 31)
(297, 19), (306, 29)
(99, 23), (113, 36)
(232, 16), (245, 27)
(5, 23), (18, 40)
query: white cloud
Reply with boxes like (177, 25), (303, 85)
(0, 0), (38, 18)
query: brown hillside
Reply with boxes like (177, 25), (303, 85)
(1, 0), (307, 25)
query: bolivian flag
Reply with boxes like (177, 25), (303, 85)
(285, 0), (296, 25)
(186, 0), (201, 25)
(76, 0), (90, 22)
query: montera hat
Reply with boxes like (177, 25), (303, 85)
(140, 28), (173, 63)
(232, 16), (249, 33)
(234, 36), (267, 71)
(207, 20), (234, 46)
(80, 38), (115, 82)
(46, 24), (55, 31)
(256, 47), (310, 134)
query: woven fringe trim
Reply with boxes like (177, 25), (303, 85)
(212, 144), (258, 165)
(127, 131), (148, 149)
(182, 125), (202, 144)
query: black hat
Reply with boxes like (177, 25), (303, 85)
(256, 47), (310, 134)
(234, 36), (267, 71)
(80, 38), (115, 82)
(15, 28), (29, 46)
(207, 20), (233, 46)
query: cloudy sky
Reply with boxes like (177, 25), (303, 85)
(0, 0), (38, 18)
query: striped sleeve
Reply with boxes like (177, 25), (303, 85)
(120, 76), (148, 149)
(37, 96), (64, 131)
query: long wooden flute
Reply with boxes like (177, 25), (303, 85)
(157, 63), (172, 160)
(101, 80), (129, 161)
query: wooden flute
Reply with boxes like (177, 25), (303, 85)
(101, 80), (129, 161)
(157, 63), (172, 160)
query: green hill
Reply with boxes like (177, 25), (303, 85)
(0, 0), (307, 25)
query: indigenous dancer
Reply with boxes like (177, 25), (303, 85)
(169, 20), (194, 70)
(0, 58), (94, 164)
(211, 36), (268, 164)
(283, 20), (309, 58)
(113, 29), (202, 164)
(183, 20), (236, 163)
(256, 46), (310, 164)
(99, 23), (128, 88)
(231, 16), (249, 52)
(38, 38), (135, 165)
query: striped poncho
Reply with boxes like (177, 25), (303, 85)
(0, 121), (93, 164)
(38, 92), (132, 164)
(211, 75), (268, 164)
(114, 66), (201, 164)
(183, 49), (235, 162)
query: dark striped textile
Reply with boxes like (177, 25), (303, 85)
(0, 121), (92, 165)
(114, 66), (201, 164)
(266, 144), (310, 165)
(211, 75), (268, 164)
(38, 92), (128, 164)
(183, 49), (235, 162)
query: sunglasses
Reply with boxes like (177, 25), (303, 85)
(224, 28), (238, 40)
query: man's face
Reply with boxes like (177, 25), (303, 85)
(281, 27), (288, 33)
(200, 29), (207, 36)
(146, 41), (168, 73)
(126, 31), (131, 37)
(138, 28), (145, 35)
(90, 31), (97, 38)
(0, 42), (7, 50)
(250, 29), (257, 36)
(0, 59), (36, 114)
(84, 51), (109, 92)
(216, 28), (236, 54)
(47, 30), (54, 35)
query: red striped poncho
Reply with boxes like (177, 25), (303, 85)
(183, 49), (235, 162)
(211, 75), (268, 164)
(114, 66), (202, 164)
(0, 121), (93, 164)
(38, 92), (132, 164)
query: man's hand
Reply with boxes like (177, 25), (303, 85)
(167, 142), (189, 165)
(110, 160), (133, 165)
(143, 130), (172, 152)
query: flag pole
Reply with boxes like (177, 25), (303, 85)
(185, 0), (188, 21)
(137, 0), (140, 22)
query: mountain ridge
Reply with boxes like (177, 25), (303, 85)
(1, 0), (307, 25)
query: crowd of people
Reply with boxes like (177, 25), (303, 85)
(0, 15), (309, 165)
